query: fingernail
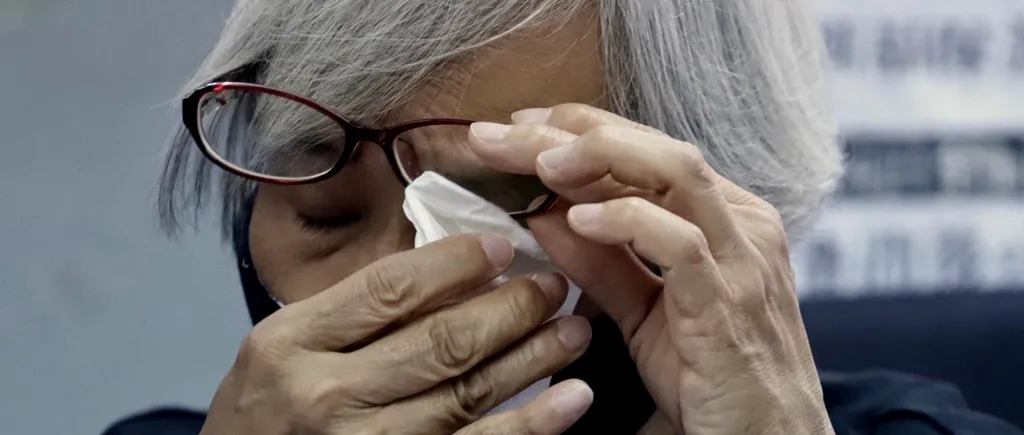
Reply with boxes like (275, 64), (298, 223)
(552, 380), (594, 420)
(557, 317), (592, 350)
(532, 273), (567, 305)
(511, 107), (552, 124)
(481, 234), (514, 268)
(537, 145), (573, 173)
(567, 204), (602, 228)
(470, 122), (511, 143)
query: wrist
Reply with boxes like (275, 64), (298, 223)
(763, 396), (835, 435)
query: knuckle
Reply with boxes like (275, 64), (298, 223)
(646, 125), (670, 136)
(666, 141), (711, 184)
(518, 332), (550, 363)
(619, 196), (649, 210)
(677, 147), (716, 187)
(768, 224), (790, 258)
(762, 205), (785, 229)
(675, 224), (711, 265)
(585, 124), (625, 144)
(447, 234), (493, 265)
(290, 378), (349, 431)
(692, 159), (717, 189)
(513, 123), (541, 140)
(763, 210), (788, 243)
(504, 280), (548, 323)
(524, 121), (564, 140)
(427, 316), (479, 374)
(362, 264), (415, 317)
(447, 370), (498, 422)
(677, 140), (705, 162)
(238, 322), (290, 367)
(611, 196), (648, 222)
(746, 206), (789, 256)
(552, 102), (662, 136)
(552, 102), (595, 124)
(732, 268), (769, 311)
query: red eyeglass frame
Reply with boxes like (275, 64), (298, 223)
(182, 81), (558, 219)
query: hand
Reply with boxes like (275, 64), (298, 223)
(468, 105), (834, 435)
(201, 234), (594, 435)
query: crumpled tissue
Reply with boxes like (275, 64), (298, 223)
(402, 171), (582, 414)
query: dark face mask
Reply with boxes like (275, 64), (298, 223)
(233, 202), (280, 326)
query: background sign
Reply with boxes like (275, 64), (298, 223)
(817, 0), (1024, 134)
(794, 1), (1024, 297)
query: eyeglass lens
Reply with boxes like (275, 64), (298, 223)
(198, 87), (551, 214)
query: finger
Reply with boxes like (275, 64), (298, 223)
(277, 233), (514, 351)
(468, 122), (575, 175)
(528, 203), (661, 339)
(467, 122), (648, 203)
(535, 126), (744, 255)
(526, 103), (774, 217)
(375, 316), (593, 433)
(348, 274), (573, 403)
(567, 198), (729, 316)
(519, 103), (747, 254)
(454, 380), (594, 435)
(512, 104), (666, 136)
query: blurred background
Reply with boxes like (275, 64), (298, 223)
(0, 1), (247, 434)
(796, 0), (1024, 296)
(0, 0), (1021, 434)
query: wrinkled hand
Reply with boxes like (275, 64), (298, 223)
(201, 235), (594, 435)
(468, 105), (834, 435)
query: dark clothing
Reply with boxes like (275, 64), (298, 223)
(103, 208), (1022, 434)
(104, 410), (204, 435)
(802, 291), (1024, 428)
(821, 371), (1023, 435)
(102, 317), (1023, 435)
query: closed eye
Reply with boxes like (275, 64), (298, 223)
(295, 212), (361, 233)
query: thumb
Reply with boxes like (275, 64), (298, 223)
(454, 380), (594, 435)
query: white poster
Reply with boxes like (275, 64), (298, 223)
(817, 0), (1024, 134)
(793, 1), (1024, 297)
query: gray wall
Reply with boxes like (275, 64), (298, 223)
(0, 1), (249, 434)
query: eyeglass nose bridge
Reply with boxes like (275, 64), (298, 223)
(340, 123), (389, 145)
(342, 127), (414, 186)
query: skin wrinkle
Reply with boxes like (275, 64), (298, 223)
(159, 0), (841, 241)
(380, 13), (607, 212)
(154, 2), (846, 434)
(245, 13), (606, 305)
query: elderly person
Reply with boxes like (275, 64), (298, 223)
(104, 1), (1021, 434)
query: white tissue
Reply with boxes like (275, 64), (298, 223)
(402, 171), (582, 415)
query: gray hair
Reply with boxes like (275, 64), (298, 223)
(158, 0), (843, 241)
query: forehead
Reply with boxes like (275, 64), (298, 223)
(246, 8), (606, 183)
(391, 13), (606, 175)
(254, 7), (605, 125)
(395, 13), (606, 122)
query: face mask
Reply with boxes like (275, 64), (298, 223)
(403, 171), (582, 414)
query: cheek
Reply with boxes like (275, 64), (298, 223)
(248, 154), (418, 304)
(250, 203), (417, 303)
(257, 233), (414, 304)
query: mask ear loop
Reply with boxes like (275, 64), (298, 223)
(234, 191), (287, 324)
(240, 256), (287, 307)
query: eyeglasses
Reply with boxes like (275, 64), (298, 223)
(182, 82), (557, 218)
